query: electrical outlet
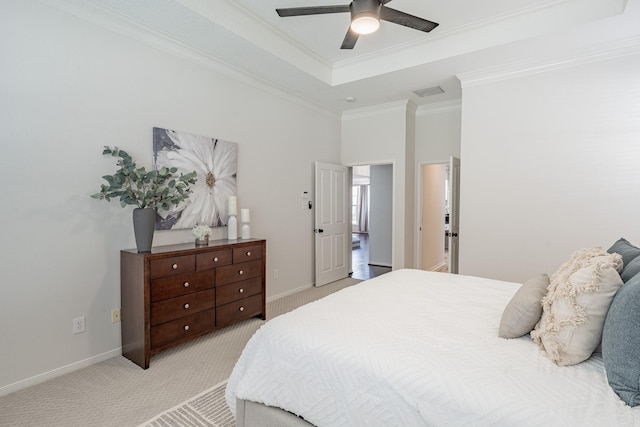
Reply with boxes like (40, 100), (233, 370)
(111, 309), (121, 323)
(73, 316), (86, 334)
(273, 269), (279, 280)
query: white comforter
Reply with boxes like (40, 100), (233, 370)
(226, 269), (640, 426)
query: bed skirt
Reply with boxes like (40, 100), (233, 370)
(236, 398), (314, 427)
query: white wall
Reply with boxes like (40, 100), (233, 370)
(369, 165), (393, 266)
(458, 52), (640, 283)
(403, 104), (417, 269)
(415, 102), (462, 267)
(0, 2), (340, 394)
(342, 101), (415, 268)
(415, 102), (462, 163)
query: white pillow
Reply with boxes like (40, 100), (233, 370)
(531, 247), (623, 366)
(499, 274), (550, 339)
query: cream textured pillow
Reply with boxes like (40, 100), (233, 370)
(499, 274), (550, 339)
(531, 247), (623, 366)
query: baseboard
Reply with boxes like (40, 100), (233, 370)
(0, 348), (122, 397)
(266, 282), (314, 303)
(368, 262), (392, 268)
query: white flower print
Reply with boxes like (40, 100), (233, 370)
(154, 128), (237, 229)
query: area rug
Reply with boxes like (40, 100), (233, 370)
(138, 380), (234, 427)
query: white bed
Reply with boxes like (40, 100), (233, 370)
(226, 269), (640, 426)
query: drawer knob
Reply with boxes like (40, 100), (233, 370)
(239, 306), (244, 312)
(239, 270), (244, 275)
(183, 282), (189, 288)
(184, 325), (190, 331)
(239, 288), (244, 293)
(213, 257), (219, 262)
(184, 303), (190, 309)
(172, 263), (178, 270)
(246, 251), (251, 256)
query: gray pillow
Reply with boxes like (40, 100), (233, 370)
(621, 256), (640, 283)
(499, 274), (550, 339)
(602, 273), (640, 406)
(607, 237), (640, 269)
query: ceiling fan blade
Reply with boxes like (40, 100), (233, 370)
(380, 7), (439, 32)
(276, 5), (350, 17)
(341, 28), (359, 49)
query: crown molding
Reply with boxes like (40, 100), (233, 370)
(416, 99), (462, 116)
(336, 0), (570, 70)
(457, 35), (640, 88)
(341, 100), (413, 121)
(174, 0), (333, 83)
(38, 0), (340, 119)
(332, 0), (625, 85)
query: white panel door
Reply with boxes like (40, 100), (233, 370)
(314, 162), (349, 287)
(448, 156), (461, 274)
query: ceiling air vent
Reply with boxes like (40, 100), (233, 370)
(413, 86), (444, 97)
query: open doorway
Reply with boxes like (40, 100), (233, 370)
(418, 157), (460, 273)
(419, 163), (449, 272)
(351, 165), (392, 280)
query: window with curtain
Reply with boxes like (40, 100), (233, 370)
(352, 186), (359, 226)
(353, 184), (369, 233)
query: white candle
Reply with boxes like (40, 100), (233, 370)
(240, 208), (250, 223)
(228, 196), (237, 215)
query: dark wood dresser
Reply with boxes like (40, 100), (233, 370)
(120, 238), (266, 368)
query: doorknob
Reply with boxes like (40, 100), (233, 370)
(314, 228), (324, 233)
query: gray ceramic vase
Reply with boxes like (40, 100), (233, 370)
(132, 207), (155, 252)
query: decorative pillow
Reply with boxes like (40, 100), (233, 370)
(499, 274), (550, 339)
(620, 256), (640, 283)
(531, 247), (623, 366)
(607, 237), (640, 269)
(602, 273), (640, 406)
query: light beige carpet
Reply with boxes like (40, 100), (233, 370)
(0, 277), (360, 427)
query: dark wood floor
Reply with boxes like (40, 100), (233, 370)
(351, 233), (392, 280)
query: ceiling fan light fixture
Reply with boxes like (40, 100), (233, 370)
(351, 12), (380, 34)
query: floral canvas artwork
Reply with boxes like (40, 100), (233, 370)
(153, 127), (237, 230)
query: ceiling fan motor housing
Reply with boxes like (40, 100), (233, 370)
(350, 0), (382, 34)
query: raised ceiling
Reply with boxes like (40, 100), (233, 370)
(49, 0), (638, 113)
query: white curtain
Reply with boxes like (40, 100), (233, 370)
(357, 185), (369, 233)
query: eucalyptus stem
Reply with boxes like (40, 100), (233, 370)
(91, 146), (197, 210)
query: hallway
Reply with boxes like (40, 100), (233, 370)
(351, 233), (392, 280)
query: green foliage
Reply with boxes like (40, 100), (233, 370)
(91, 146), (197, 209)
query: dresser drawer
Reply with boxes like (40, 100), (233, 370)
(151, 309), (214, 350)
(196, 249), (232, 270)
(216, 294), (262, 327)
(149, 254), (195, 279)
(232, 245), (263, 263)
(151, 289), (215, 326)
(216, 277), (262, 307)
(216, 260), (262, 286)
(150, 269), (214, 302)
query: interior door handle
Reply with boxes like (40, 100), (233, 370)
(314, 229), (324, 233)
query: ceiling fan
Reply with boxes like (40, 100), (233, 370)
(276, 0), (439, 49)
